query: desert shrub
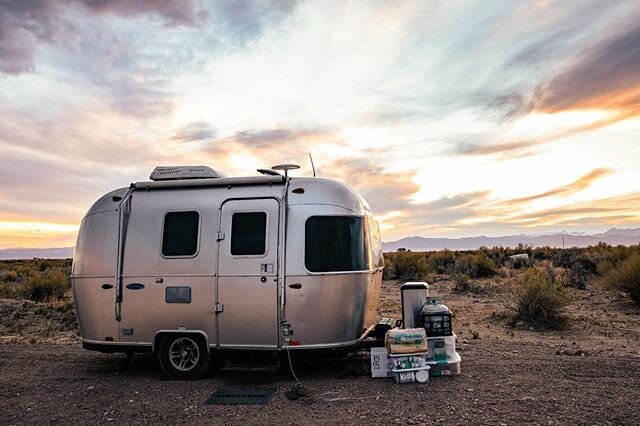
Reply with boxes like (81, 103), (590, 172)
(602, 254), (640, 305)
(533, 246), (555, 261)
(18, 269), (70, 302)
(452, 273), (485, 293)
(426, 249), (456, 274)
(453, 252), (497, 278)
(510, 267), (567, 330)
(382, 254), (395, 280)
(567, 262), (590, 289)
(597, 245), (640, 275)
(0, 282), (18, 298)
(390, 251), (428, 281)
(2, 270), (18, 282)
(552, 249), (597, 273)
(551, 250), (597, 289)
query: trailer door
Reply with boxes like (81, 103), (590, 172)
(217, 199), (280, 348)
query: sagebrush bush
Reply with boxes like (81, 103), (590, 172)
(511, 267), (567, 330)
(426, 249), (456, 274)
(382, 255), (395, 280)
(390, 251), (428, 281)
(19, 269), (70, 302)
(1, 270), (18, 282)
(452, 273), (486, 293)
(602, 254), (640, 305)
(453, 252), (497, 278)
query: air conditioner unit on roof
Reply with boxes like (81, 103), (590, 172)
(149, 166), (224, 181)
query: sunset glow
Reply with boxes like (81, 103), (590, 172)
(1, 0), (640, 248)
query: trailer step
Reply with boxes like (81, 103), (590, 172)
(221, 359), (281, 373)
(219, 351), (282, 373)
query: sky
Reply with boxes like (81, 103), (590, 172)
(1, 0), (640, 248)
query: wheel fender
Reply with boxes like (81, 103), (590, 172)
(153, 330), (210, 354)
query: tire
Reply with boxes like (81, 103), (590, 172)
(158, 334), (210, 380)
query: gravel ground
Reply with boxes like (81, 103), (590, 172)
(1, 278), (639, 425)
(1, 340), (639, 425)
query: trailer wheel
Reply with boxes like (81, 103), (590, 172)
(159, 334), (210, 380)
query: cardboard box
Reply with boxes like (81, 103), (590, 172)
(385, 328), (428, 354)
(370, 347), (391, 378)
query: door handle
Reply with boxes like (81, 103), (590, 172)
(288, 283), (302, 289)
(125, 283), (145, 290)
(101, 283), (114, 289)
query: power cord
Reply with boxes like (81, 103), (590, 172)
(285, 343), (307, 400)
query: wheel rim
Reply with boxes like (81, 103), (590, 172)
(168, 337), (200, 372)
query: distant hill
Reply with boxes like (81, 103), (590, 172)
(2, 227), (639, 258)
(0, 247), (74, 260)
(382, 228), (640, 252)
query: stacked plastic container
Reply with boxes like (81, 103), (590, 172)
(385, 328), (431, 384)
(421, 299), (461, 376)
(370, 283), (461, 382)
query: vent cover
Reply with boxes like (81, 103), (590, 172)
(149, 166), (223, 181)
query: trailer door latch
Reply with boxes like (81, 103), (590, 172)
(215, 303), (224, 313)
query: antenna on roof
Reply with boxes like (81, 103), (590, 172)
(309, 153), (316, 177)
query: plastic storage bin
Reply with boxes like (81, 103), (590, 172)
(427, 352), (461, 376)
(392, 365), (430, 384)
(426, 334), (457, 361)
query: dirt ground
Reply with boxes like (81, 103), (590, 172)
(1, 280), (640, 425)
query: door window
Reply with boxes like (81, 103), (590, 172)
(162, 211), (200, 257)
(231, 212), (267, 255)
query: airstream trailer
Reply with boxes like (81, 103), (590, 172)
(71, 165), (383, 378)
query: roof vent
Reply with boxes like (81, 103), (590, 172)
(149, 166), (223, 181)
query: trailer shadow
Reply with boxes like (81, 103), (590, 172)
(83, 352), (163, 378)
(80, 350), (372, 384)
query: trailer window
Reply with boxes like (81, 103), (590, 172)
(162, 211), (199, 257)
(305, 216), (367, 272)
(231, 212), (267, 255)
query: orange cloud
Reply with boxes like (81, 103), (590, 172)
(502, 168), (614, 206)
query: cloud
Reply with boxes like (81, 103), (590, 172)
(322, 157), (421, 215)
(380, 191), (493, 239)
(452, 140), (539, 157)
(0, 1), (78, 74)
(0, 101), (184, 223)
(209, 0), (300, 44)
(80, 0), (209, 27)
(503, 168), (614, 205)
(535, 21), (640, 113)
(171, 121), (216, 143)
(503, 191), (640, 227)
(205, 127), (340, 164)
(234, 128), (307, 148)
(0, 0), (208, 75)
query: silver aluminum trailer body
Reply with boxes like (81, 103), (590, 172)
(72, 174), (383, 365)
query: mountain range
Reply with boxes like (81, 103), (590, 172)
(0, 247), (75, 260)
(382, 227), (640, 252)
(1, 228), (639, 259)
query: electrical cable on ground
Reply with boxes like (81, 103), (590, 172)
(285, 343), (307, 400)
